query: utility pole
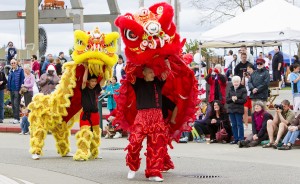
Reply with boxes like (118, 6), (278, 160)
(174, 0), (180, 32)
(139, 0), (144, 7)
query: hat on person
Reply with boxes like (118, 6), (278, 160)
(256, 58), (265, 64)
(47, 64), (56, 71)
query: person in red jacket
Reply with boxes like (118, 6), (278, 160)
(31, 55), (40, 78)
(205, 64), (227, 104)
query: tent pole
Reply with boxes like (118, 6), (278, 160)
(289, 41), (292, 65)
(198, 42), (202, 89)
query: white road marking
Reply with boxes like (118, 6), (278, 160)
(0, 174), (19, 184)
(14, 178), (35, 184)
(0, 175), (35, 184)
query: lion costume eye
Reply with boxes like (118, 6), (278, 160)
(124, 29), (138, 41)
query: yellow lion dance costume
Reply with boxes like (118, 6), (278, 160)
(28, 27), (119, 161)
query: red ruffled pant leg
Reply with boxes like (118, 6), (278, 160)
(125, 121), (146, 172)
(125, 109), (168, 178)
(144, 109), (167, 178)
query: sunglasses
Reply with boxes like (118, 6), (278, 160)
(11, 63), (16, 64)
(257, 63), (264, 65)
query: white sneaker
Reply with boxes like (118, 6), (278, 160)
(32, 154), (40, 160)
(127, 170), (136, 179)
(113, 132), (122, 139)
(13, 119), (19, 124)
(104, 134), (109, 139)
(19, 132), (24, 135)
(149, 176), (164, 182)
(64, 152), (74, 157)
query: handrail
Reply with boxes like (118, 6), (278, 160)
(98, 93), (109, 101)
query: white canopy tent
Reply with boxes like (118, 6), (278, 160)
(200, 0), (300, 48)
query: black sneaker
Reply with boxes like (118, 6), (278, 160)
(0, 120), (3, 123)
(238, 141), (243, 148)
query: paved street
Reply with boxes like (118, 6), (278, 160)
(0, 89), (297, 184)
(0, 132), (299, 184)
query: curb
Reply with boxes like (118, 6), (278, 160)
(0, 126), (80, 134)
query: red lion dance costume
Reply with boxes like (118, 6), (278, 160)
(113, 2), (198, 181)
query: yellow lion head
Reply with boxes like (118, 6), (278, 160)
(72, 27), (119, 78)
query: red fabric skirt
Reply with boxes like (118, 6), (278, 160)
(244, 96), (252, 109)
(79, 112), (100, 127)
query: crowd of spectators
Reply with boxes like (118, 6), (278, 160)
(180, 44), (300, 151)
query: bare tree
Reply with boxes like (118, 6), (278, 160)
(192, 0), (300, 56)
(191, 0), (263, 25)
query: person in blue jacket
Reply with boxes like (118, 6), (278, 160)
(105, 76), (121, 112)
(7, 59), (25, 124)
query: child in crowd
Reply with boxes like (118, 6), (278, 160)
(73, 62), (105, 161)
(105, 76), (121, 113)
(289, 64), (300, 116)
(19, 108), (30, 135)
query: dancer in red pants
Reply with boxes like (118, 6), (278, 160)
(127, 67), (168, 182)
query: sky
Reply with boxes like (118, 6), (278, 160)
(0, 0), (209, 57)
(0, 0), (299, 58)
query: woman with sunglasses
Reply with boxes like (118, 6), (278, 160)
(248, 59), (270, 109)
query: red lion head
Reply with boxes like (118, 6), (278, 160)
(115, 2), (182, 65)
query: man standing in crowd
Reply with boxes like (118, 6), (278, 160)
(58, 51), (68, 64)
(0, 64), (7, 124)
(31, 55), (40, 78)
(234, 53), (251, 80)
(238, 45), (254, 64)
(263, 100), (294, 149)
(39, 56), (45, 75)
(224, 50), (233, 72)
(248, 59), (270, 107)
(7, 59), (24, 124)
(41, 54), (53, 74)
(272, 46), (284, 87)
(113, 55), (126, 83)
(6, 41), (17, 65)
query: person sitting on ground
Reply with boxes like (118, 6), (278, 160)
(193, 100), (212, 143)
(226, 76), (247, 144)
(19, 108), (30, 135)
(106, 109), (123, 139)
(278, 114), (300, 150)
(263, 100), (295, 149)
(206, 100), (233, 143)
(104, 113), (117, 139)
(238, 101), (272, 148)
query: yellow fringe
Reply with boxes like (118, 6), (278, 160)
(90, 125), (102, 159)
(28, 63), (78, 155)
(73, 126), (93, 161)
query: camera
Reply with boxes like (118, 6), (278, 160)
(244, 72), (250, 76)
(274, 104), (283, 110)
